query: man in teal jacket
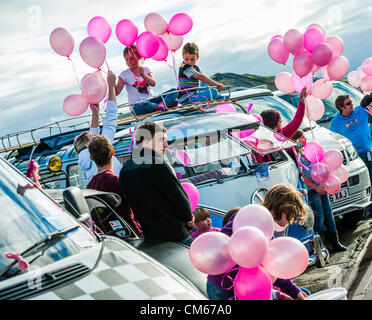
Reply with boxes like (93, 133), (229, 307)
(329, 93), (372, 203)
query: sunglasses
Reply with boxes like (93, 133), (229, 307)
(344, 101), (353, 106)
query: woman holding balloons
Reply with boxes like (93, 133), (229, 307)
(203, 184), (309, 300)
(295, 132), (347, 253)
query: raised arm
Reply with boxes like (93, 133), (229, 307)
(281, 87), (307, 138)
(193, 72), (224, 91)
(89, 104), (100, 135)
(102, 71), (118, 142)
(139, 66), (156, 87)
(115, 77), (124, 96)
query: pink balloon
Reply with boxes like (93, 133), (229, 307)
(362, 57), (372, 76)
(305, 95), (325, 121)
(151, 36), (169, 61)
(304, 28), (325, 53)
(348, 71), (361, 88)
(310, 162), (329, 183)
(136, 31), (159, 59)
(239, 129), (255, 138)
(267, 38), (289, 65)
(293, 51), (314, 77)
(323, 173), (341, 194)
(331, 164), (349, 183)
(273, 132), (287, 142)
(322, 149), (343, 171)
(271, 35), (283, 40)
(303, 141), (325, 163)
(161, 32), (183, 52)
(144, 12), (168, 35)
(327, 56), (350, 80)
(79, 36), (106, 69)
(357, 66), (367, 80)
(251, 113), (263, 123)
(283, 29), (304, 54)
(173, 149), (191, 166)
(234, 266), (272, 300)
(262, 236), (309, 279)
(49, 27), (74, 57)
(189, 232), (235, 275)
(306, 23), (326, 37)
(275, 72), (295, 93)
(216, 103), (236, 113)
(229, 226), (268, 268)
(168, 13), (193, 36)
(87, 16), (111, 43)
(311, 79), (333, 99)
(181, 182), (199, 212)
(325, 36), (344, 58)
(360, 76), (372, 92)
(115, 19), (138, 46)
(232, 204), (274, 240)
(62, 94), (89, 116)
(81, 72), (107, 104)
(291, 72), (313, 93)
(311, 43), (333, 67)
(322, 66), (330, 81)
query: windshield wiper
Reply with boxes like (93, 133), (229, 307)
(0, 225), (80, 279)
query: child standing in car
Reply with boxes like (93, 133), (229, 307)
(178, 42), (225, 105)
(115, 45), (178, 115)
(190, 208), (221, 239)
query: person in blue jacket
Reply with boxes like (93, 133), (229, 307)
(329, 93), (372, 182)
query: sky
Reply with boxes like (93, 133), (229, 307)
(1, 0), (372, 146)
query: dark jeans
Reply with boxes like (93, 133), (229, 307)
(206, 280), (233, 300)
(178, 235), (194, 247)
(359, 152), (372, 214)
(179, 88), (221, 105)
(307, 189), (338, 237)
(133, 88), (178, 115)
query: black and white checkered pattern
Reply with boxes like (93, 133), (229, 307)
(31, 238), (206, 300)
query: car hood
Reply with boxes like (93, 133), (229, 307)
(304, 126), (347, 151)
(1, 237), (206, 300)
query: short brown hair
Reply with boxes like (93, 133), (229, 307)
(182, 42), (199, 56)
(262, 184), (306, 225)
(88, 134), (113, 167)
(135, 121), (167, 145)
(223, 207), (240, 226)
(261, 109), (281, 129)
(123, 44), (140, 59)
(193, 207), (210, 223)
(74, 131), (91, 154)
(335, 94), (350, 112)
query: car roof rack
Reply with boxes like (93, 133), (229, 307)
(0, 85), (233, 154)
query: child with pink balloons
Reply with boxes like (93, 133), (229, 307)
(293, 131), (347, 253)
(178, 42), (225, 105)
(115, 45), (179, 115)
(205, 184), (309, 300)
(190, 208), (221, 239)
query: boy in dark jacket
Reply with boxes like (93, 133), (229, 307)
(119, 121), (194, 245)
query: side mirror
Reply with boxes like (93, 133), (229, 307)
(63, 187), (92, 225)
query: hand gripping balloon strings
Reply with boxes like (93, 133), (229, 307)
(296, 147), (311, 171)
(4, 252), (29, 271)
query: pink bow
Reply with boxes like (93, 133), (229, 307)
(25, 160), (41, 188)
(5, 252), (29, 270)
(134, 80), (147, 87)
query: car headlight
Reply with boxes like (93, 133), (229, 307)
(47, 156), (62, 172)
(345, 144), (358, 161)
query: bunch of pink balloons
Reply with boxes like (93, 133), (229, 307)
(189, 204), (309, 300)
(181, 181), (199, 212)
(271, 23), (349, 94)
(115, 12), (192, 61)
(347, 57), (372, 93)
(303, 143), (349, 193)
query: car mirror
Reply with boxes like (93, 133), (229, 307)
(63, 186), (92, 222)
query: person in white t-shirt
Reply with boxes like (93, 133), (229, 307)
(115, 45), (178, 116)
(74, 70), (122, 183)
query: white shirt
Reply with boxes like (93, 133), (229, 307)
(119, 67), (152, 105)
(78, 100), (122, 182)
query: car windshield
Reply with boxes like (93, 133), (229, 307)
(278, 81), (364, 123)
(0, 158), (96, 278)
(237, 95), (316, 131)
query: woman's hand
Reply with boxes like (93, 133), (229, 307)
(299, 87), (307, 104)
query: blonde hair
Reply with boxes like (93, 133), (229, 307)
(74, 131), (91, 154)
(262, 184), (306, 225)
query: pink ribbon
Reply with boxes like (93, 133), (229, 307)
(25, 160), (41, 188)
(134, 80), (147, 87)
(5, 252), (29, 271)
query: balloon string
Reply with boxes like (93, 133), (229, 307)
(220, 266), (239, 291)
(68, 56), (81, 90)
(304, 96), (320, 163)
(105, 59), (110, 71)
